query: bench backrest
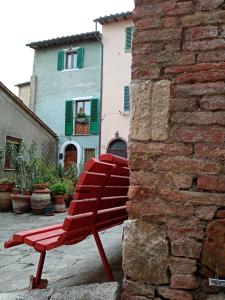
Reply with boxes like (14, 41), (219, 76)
(59, 154), (129, 245)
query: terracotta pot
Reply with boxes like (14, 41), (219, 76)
(0, 191), (12, 211)
(33, 183), (48, 190)
(53, 194), (66, 213)
(11, 194), (31, 214)
(0, 182), (15, 192)
(31, 189), (51, 215)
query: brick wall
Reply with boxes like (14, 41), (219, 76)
(123, 1), (225, 299)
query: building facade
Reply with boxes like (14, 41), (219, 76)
(95, 12), (134, 158)
(27, 32), (102, 167)
(0, 82), (58, 177)
(16, 81), (31, 108)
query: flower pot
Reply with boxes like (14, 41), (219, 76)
(33, 183), (48, 190)
(31, 189), (51, 215)
(0, 182), (15, 192)
(0, 191), (12, 211)
(11, 194), (31, 214)
(53, 194), (66, 213)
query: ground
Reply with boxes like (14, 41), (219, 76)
(0, 212), (123, 299)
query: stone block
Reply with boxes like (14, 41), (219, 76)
(123, 220), (169, 284)
(196, 0), (224, 11)
(123, 279), (155, 298)
(198, 176), (225, 192)
(172, 126), (225, 143)
(172, 111), (225, 125)
(168, 257), (197, 274)
(173, 82), (225, 97)
(199, 95), (225, 111)
(157, 287), (193, 300)
(195, 143), (225, 160)
(185, 26), (218, 41)
(171, 274), (198, 289)
(171, 239), (202, 259)
(201, 220), (225, 277)
(194, 206), (217, 221)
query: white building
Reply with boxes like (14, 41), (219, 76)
(95, 12), (134, 158)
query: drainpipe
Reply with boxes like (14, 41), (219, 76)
(94, 29), (103, 155)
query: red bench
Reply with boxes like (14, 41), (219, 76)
(4, 154), (129, 289)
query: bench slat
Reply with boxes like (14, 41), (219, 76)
(13, 224), (63, 243)
(68, 196), (128, 215)
(95, 206), (127, 224)
(34, 236), (63, 252)
(85, 158), (114, 174)
(75, 186), (128, 200)
(99, 154), (128, 167)
(62, 212), (93, 231)
(58, 227), (90, 244)
(24, 229), (65, 246)
(96, 215), (128, 231)
(78, 172), (129, 187)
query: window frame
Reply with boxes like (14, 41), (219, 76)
(4, 135), (22, 171)
(65, 50), (77, 70)
(74, 99), (91, 135)
(84, 148), (96, 163)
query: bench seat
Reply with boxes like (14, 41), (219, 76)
(4, 154), (130, 289)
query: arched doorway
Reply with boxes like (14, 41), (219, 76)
(107, 138), (127, 158)
(64, 144), (77, 169)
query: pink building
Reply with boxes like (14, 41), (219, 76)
(95, 12), (134, 158)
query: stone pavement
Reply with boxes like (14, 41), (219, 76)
(0, 212), (123, 299)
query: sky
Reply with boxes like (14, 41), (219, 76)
(0, 0), (134, 94)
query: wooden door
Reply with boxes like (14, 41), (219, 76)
(64, 145), (77, 169)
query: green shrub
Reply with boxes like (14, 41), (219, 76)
(51, 181), (67, 195)
(0, 176), (15, 184)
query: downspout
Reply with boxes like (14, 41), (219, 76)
(94, 26), (103, 155)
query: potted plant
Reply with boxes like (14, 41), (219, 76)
(31, 177), (51, 215)
(76, 111), (88, 123)
(63, 178), (74, 208)
(0, 176), (15, 211)
(51, 181), (67, 213)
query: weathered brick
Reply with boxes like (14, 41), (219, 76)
(155, 157), (221, 175)
(159, 188), (225, 206)
(132, 65), (160, 80)
(181, 11), (225, 27)
(195, 143), (225, 160)
(130, 171), (192, 189)
(127, 197), (194, 220)
(167, 219), (204, 240)
(163, 16), (178, 28)
(172, 111), (225, 126)
(173, 82), (225, 97)
(197, 50), (225, 62)
(198, 176), (225, 192)
(183, 39), (225, 51)
(216, 210), (225, 218)
(163, 1), (194, 16)
(135, 27), (182, 42)
(171, 238), (202, 259)
(196, 0), (224, 11)
(165, 62), (225, 74)
(168, 257), (197, 275)
(170, 97), (198, 112)
(194, 206), (217, 221)
(157, 287), (193, 300)
(172, 126), (225, 143)
(175, 69), (225, 83)
(171, 274), (198, 290)
(199, 95), (225, 111)
(135, 17), (161, 29)
(129, 141), (192, 156)
(185, 26), (218, 41)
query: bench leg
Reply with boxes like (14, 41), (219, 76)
(92, 227), (114, 281)
(29, 251), (48, 289)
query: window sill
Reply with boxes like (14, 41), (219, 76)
(73, 134), (92, 136)
(61, 68), (80, 72)
(120, 111), (130, 116)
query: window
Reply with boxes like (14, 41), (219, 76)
(4, 136), (21, 170)
(75, 100), (91, 135)
(124, 86), (130, 111)
(65, 98), (99, 136)
(57, 48), (84, 71)
(84, 148), (95, 162)
(125, 27), (135, 52)
(65, 51), (77, 69)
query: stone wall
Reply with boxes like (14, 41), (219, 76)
(123, 0), (225, 299)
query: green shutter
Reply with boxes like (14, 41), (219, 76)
(124, 86), (130, 111)
(57, 51), (64, 71)
(90, 98), (99, 135)
(125, 27), (134, 52)
(65, 100), (74, 136)
(76, 48), (84, 68)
